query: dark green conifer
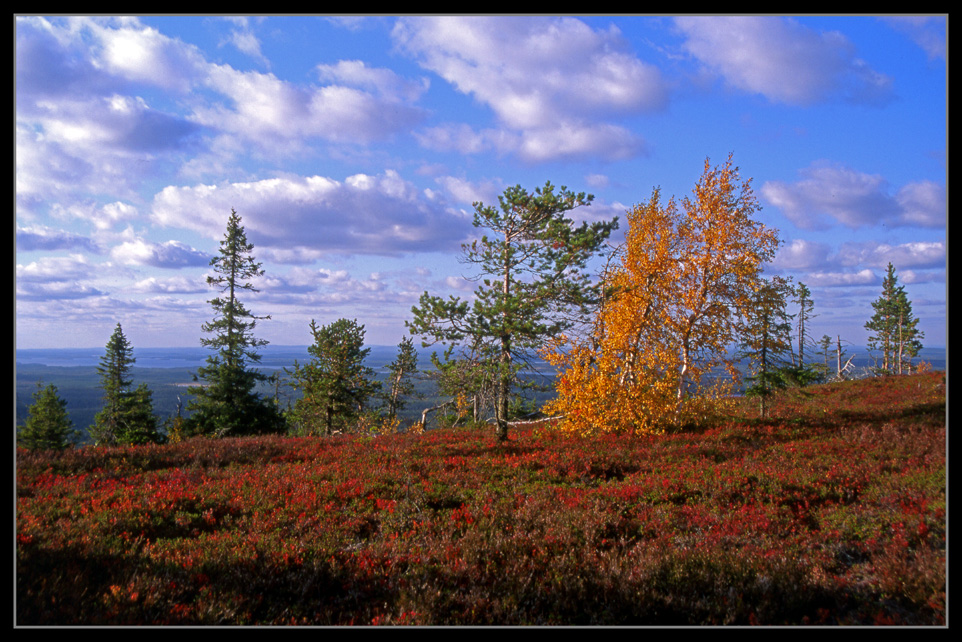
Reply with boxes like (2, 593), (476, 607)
(18, 382), (78, 451)
(186, 209), (283, 436)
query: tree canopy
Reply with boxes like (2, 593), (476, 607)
(286, 318), (381, 436)
(408, 181), (617, 441)
(544, 155), (781, 434)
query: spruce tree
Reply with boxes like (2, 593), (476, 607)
(186, 209), (283, 436)
(865, 263), (924, 374)
(285, 318), (380, 436)
(408, 181), (617, 442)
(90, 323), (162, 445)
(18, 382), (78, 451)
(737, 276), (795, 417)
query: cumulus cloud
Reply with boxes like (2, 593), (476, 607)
(192, 62), (427, 152)
(110, 238), (210, 268)
(131, 275), (207, 294)
(16, 254), (105, 300)
(675, 16), (894, 106)
(803, 268), (878, 288)
(761, 162), (945, 230)
(393, 15), (667, 162)
(16, 15), (429, 182)
(17, 225), (102, 253)
(151, 170), (472, 258)
(772, 238), (833, 270)
(315, 59), (429, 104)
(835, 240), (945, 270)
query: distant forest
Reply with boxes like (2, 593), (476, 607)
(15, 345), (946, 445)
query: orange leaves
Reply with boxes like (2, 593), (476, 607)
(544, 155), (780, 436)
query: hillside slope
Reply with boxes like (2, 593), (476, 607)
(17, 372), (946, 625)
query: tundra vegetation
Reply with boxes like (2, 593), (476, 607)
(16, 373), (946, 625)
(16, 159), (943, 625)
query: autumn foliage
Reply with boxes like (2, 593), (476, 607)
(16, 373), (945, 625)
(544, 155), (780, 435)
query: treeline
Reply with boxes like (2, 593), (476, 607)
(16, 156), (928, 451)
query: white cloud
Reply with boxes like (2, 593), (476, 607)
(194, 63), (426, 152)
(393, 16), (666, 162)
(131, 275), (206, 294)
(151, 170), (472, 258)
(772, 238), (833, 270)
(675, 16), (894, 106)
(881, 16), (946, 60)
(761, 162), (945, 230)
(804, 268), (878, 287)
(87, 17), (207, 92)
(315, 59), (429, 103)
(110, 238), (210, 268)
(17, 225), (102, 253)
(835, 240), (945, 270)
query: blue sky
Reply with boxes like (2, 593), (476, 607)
(15, 15), (946, 351)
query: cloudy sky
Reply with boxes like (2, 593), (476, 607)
(15, 15), (946, 351)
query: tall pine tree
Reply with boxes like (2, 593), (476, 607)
(408, 181), (617, 442)
(186, 209), (283, 436)
(89, 323), (162, 445)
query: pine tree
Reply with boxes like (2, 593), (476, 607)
(90, 323), (162, 445)
(865, 263), (924, 374)
(408, 181), (617, 442)
(18, 382), (78, 451)
(186, 209), (283, 436)
(286, 319), (380, 436)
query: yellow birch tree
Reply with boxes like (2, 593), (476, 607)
(543, 154), (780, 435)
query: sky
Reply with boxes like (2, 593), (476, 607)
(15, 14), (947, 352)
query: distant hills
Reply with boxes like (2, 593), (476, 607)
(15, 345), (946, 444)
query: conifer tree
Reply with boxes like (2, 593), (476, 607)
(385, 335), (419, 423)
(792, 281), (816, 367)
(286, 318), (380, 436)
(737, 276), (795, 417)
(18, 382), (77, 451)
(90, 323), (162, 445)
(408, 181), (617, 442)
(186, 209), (283, 436)
(865, 263), (924, 374)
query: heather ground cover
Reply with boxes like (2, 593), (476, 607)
(16, 372), (946, 626)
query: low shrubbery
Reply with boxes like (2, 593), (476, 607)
(16, 372), (945, 625)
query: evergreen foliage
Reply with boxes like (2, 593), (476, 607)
(865, 263), (924, 374)
(286, 318), (381, 436)
(185, 209), (283, 437)
(408, 181), (617, 442)
(737, 276), (795, 417)
(89, 323), (162, 446)
(18, 382), (78, 451)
